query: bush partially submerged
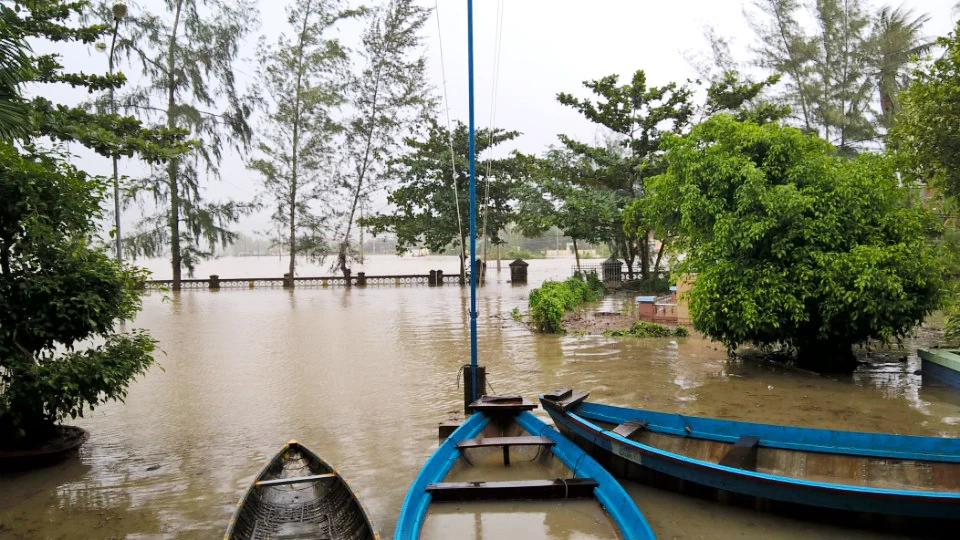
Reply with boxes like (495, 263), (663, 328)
(606, 321), (688, 338)
(528, 275), (605, 333)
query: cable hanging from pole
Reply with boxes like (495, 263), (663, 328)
(434, 0), (466, 280)
(480, 0), (505, 278)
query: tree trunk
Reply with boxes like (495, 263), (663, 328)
(573, 238), (581, 274)
(652, 239), (667, 276)
(640, 229), (651, 280)
(166, 0), (184, 291)
(795, 340), (858, 373)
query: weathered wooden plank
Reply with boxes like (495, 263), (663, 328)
(426, 478), (599, 502)
(718, 436), (760, 471)
(612, 420), (648, 439)
(467, 395), (538, 413)
(542, 390), (589, 412)
(543, 388), (573, 400)
(255, 473), (337, 487)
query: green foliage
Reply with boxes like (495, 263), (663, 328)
(528, 276), (604, 333)
(510, 307), (522, 321)
(104, 0), (257, 287)
(745, 0), (927, 150)
(336, 0), (434, 278)
(361, 119), (526, 278)
(249, 0), (358, 280)
(0, 143), (155, 442)
(945, 310), (960, 346)
(556, 70), (695, 279)
(648, 115), (942, 371)
(606, 321), (687, 338)
(891, 20), (960, 198)
(0, 4), (33, 141)
(0, 1), (192, 155)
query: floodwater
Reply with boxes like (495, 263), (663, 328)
(2, 255), (959, 539)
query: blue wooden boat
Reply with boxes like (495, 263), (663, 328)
(395, 396), (655, 539)
(541, 389), (960, 533)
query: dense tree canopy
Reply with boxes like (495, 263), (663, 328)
(648, 115), (942, 371)
(891, 20), (960, 198)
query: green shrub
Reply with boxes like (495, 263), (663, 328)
(528, 275), (606, 333)
(674, 325), (690, 337)
(511, 307), (523, 321)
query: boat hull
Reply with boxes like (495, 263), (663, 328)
(225, 441), (377, 540)
(394, 407), (655, 539)
(543, 396), (960, 534)
(919, 348), (960, 389)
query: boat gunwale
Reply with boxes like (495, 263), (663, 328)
(545, 399), (960, 503)
(394, 410), (656, 539)
(224, 441), (379, 540)
(575, 400), (960, 463)
(394, 412), (489, 539)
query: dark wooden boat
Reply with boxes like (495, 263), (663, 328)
(395, 396), (655, 539)
(542, 388), (960, 533)
(225, 439), (378, 540)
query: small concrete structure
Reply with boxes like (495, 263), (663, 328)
(918, 348), (960, 389)
(602, 257), (623, 282)
(209, 274), (220, 290)
(356, 272), (367, 287)
(509, 258), (529, 284)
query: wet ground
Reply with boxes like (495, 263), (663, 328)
(1, 255), (958, 539)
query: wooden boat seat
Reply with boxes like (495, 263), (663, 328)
(255, 473), (337, 487)
(457, 436), (554, 466)
(457, 436), (554, 449)
(612, 420), (648, 439)
(718, 435), (760, 471)
(426, 478), (599, 502)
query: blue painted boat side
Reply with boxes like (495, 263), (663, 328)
(394, 413), (488, 540)
(514, 411), (656, 540)
(922, 357), (960, 390)
(544, 405), (960, 519)
(577, 400), (960, 462)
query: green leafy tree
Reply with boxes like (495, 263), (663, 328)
(516, 149), (616, 273)
(248, 0), (358, 285)
(361, 119), (524, 278)
(890, 20), (960, 198)
(0, 0), (185, 444)
(105, 0), (257, 289)
(648, 115), (942, 371)
(335, 0), (433, 280)
(557, 70), (695, 279)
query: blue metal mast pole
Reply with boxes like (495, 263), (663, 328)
(467, 0), (478, 404)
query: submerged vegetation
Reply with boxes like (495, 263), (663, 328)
(528, 274), (605, 333)
(606, 322), (689, 338)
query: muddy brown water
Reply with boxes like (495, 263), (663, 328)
(2, 255), (959, 539)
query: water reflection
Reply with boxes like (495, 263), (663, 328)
(0, 256), (956, 539)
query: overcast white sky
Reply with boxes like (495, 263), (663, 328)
(42, 0), (960, 236)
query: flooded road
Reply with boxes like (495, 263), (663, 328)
(1, 255), (958, 539)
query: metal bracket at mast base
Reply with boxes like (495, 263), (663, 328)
(462, 364), (486, 415)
